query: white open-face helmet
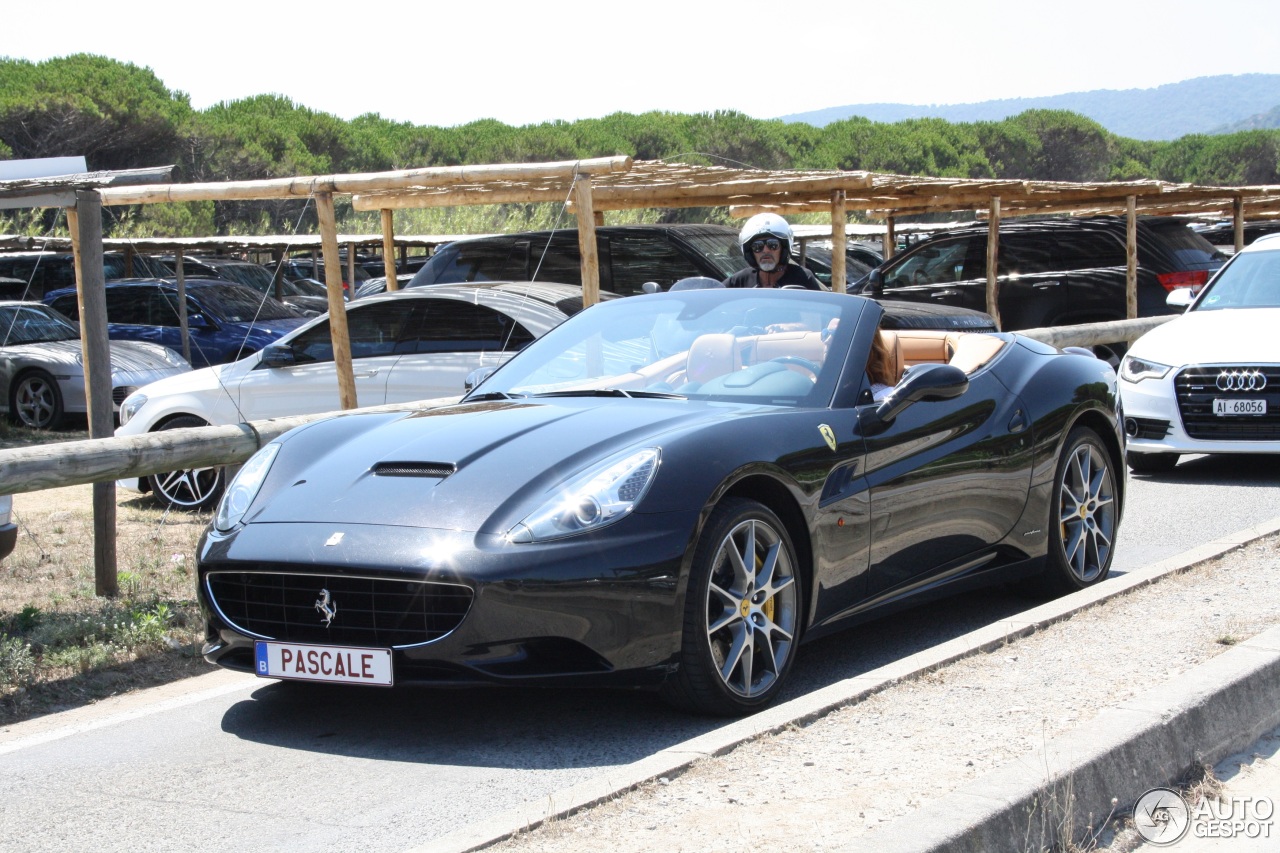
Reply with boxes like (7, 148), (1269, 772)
(739, 213), (793, 269)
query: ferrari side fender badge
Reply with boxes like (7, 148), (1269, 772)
(819, 424), (837, 452)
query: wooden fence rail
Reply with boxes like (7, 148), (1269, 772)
(0, 317), (1172, 497)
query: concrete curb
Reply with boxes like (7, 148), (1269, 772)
(405, 516), (1280, 853)
(865, 625), (1280, 853)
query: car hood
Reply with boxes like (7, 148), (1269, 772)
(1129, 308), (1280, 365)
(10, 339), (185, 373)
(250, 398), (728, 533)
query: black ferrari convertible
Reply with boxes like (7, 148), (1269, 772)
(197, 288), (1124, 716)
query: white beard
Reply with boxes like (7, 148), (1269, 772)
(757, 258), (779, 272)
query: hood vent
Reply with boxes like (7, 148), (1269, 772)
(372, 461), (456, 478)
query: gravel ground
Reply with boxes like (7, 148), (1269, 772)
(480, 533), (1280, 853)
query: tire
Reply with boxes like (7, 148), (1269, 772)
(146, 416), (225, 511)
(9, 369), (65, 430)
(1040, 427), (1118, 595)
(1127, 450), (1178, 474)
(661, 497), (802, 716)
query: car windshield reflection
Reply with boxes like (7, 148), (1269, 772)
(468, 291), (856, 407)
(1194, 250), (1280, 310)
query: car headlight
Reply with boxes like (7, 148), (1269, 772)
(163, 347), (190, 367)
(1119, 355), (1172, 384)
(119, 393), (147, 426)
(507, 448), (661, 543)
(214, 443), (280, 532)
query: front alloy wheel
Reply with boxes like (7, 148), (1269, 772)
(1045, 427), (1117, 594)
(146, 416), (225, 511)
(663, 498), (801, 716)
(11, 369), (64, 430)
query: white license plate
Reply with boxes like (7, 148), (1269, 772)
(254, 640), (393, 686)
(1213, 398), (1267, 416)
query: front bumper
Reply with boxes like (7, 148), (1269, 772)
(1120, 369), (1280, 456)
(197, 513), (698, 688)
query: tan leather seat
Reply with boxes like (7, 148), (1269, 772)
(877, 329), (905, 382)
(685, 333), (741, 384)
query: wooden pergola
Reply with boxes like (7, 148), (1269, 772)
(5, 156), (1280, 592)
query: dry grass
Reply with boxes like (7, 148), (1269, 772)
(0, 420), (210, 726)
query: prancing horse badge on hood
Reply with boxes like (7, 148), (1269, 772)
(819, 424), (837, 452)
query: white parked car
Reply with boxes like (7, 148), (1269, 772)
(115, 282), (606, 508)
(1119, 233), (1280, 472)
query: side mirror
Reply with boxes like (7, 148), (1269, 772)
(464, 365), (497, 391)
(1165, 288), (1196, 310)
(258, 343), (297, 369)
(866, 268), (885, 297)
(641, 281), (663, 294)
(856, 363), (969, 436)
(186, 313), (215, 330)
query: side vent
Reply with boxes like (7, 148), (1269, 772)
(372, 462), (456, 478)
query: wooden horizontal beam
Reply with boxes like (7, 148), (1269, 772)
(100, 156), (632, 205)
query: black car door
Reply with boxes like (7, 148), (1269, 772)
(860, 367), (1033, 597)
(877, 236), (988, 313)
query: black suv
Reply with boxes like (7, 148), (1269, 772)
(405, 224), (744, 296)
(853, 216), (1226, 332)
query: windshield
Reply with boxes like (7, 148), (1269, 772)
(200, 285), (300, 322)
(1193, 249), (1280, 310)
(468, 290), (863, 408)
(0, 304), (78, 345)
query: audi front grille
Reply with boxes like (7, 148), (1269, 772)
(1175, 365), (1280, 440)
(205, 570), (473, 648)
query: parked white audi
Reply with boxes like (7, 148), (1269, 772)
(1119, 233), (1280, 472)
(115, 283), (601, 508)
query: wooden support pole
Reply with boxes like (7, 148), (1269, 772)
(573, 175), (601, 308)
(69, 191), (118, 597)
(345, 241), (356, 296)
(1126, 196), (1138, 320)
(986, 196), (1001, 328)
(271, 248), (286, 301)
(884, 217), (896, 261)
(381, 209), (398, 290)
(830, 190), (847, 294)
(1234, 195), (1245, 254)
(175, 247), (190, 364)
(315, 192), (358, 410)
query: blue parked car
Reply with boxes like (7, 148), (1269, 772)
(45, 279), (309, 368)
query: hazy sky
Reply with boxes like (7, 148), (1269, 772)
(9, 0), (1280, 127)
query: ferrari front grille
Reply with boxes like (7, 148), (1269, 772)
(1175, 365), (1280, 440)
(205, 570), (473, 648)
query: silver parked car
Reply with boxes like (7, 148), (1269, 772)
(1, 301), (191, 430)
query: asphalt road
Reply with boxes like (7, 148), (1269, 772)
(2, 453), (1277, 853)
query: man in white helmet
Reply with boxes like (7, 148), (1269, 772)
(723, 213), (822, 290)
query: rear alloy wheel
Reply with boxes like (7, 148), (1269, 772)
(10, 369), (64, 430)
(1127, 450), (1179, 474)
(1043, 427), (1117, 595)
(662, 497), (801, 716)
(146, 416), (225, 511)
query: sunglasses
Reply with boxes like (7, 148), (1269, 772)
(750, 239), (781, 253)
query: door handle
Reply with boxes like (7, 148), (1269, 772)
(354, 369), (379, 379)
(1008, 408), (1029, 434)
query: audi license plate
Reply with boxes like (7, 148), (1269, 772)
(1213, 398), (1267, 416)
(254, 640), (393, 686)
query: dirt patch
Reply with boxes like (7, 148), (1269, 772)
(1, 481), (210, 727)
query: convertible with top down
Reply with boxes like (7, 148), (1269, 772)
(197, 287), (1124, 716)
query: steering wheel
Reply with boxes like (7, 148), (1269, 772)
(913, 269), (930, 284)
(768, 356), (821, 379)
